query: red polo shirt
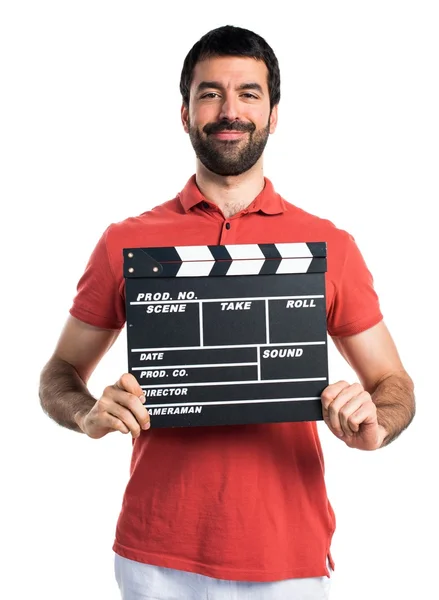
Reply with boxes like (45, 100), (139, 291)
(70, 175), (382, 581)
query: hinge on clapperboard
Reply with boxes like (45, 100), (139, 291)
(123, 248), (164, 278)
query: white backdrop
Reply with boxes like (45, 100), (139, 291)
(1, 2), (438, 599)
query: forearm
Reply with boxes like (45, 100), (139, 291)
(39, 357), (96, 432)
(372, 371), (415, 447)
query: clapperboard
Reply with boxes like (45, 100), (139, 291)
(123, 242), (328, 428)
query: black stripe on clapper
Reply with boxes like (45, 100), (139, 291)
(259, 243), (282, 275)
(208, 245), (232, 260)
(306, 257), (327, 273)
(209, 260), (231, 276)
(143, 246), (181, 263)
(306, 242), (327, 258)
(208, 245), (232, 276)
(160, 263), (182, 277)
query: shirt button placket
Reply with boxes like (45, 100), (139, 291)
(220, 220), (234, 244)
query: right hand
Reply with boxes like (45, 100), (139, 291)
(77, 373), (150, 439)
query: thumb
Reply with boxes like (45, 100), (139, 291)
(115, 372), (144, 398)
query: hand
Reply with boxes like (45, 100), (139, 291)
(321, 381), (386, 450)
(77, 373), (150, 439)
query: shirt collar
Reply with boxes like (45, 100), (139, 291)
(178, 175), (285, 215)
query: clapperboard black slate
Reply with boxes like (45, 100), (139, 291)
(123, 242), (328, 428)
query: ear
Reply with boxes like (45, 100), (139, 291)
(269, 104), (279, 134)
(181, 103), (190, 133)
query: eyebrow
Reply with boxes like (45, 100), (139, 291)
(195, 81), (265, 95)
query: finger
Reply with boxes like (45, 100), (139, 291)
(105, 385), (150, 430)
(115, 372), (144, 397)
(321, 381), (350, 413)
(107, 403), (145, 438)
(105, 414), (130, 435)
(326, 383), (364, 437)
(136, 395), (151, 429)
(338, 392), (370, 436)
(118, 392), (150, 431)
(345, 399), (377, 433)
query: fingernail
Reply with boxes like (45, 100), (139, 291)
(139, 395), (146, 404)
(143, 422), (150, 430)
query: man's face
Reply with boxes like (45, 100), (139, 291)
(181, 56), (278, 176)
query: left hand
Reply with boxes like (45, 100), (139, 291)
(321, 381), (387, 450)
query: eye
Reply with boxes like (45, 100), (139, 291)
(200, 92), (220, 99)
(242, 93), (258, 99)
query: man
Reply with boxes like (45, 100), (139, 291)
(39, 25), (415, 600)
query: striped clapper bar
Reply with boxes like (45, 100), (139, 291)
(123, 242), (328, 428)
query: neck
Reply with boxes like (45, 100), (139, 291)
(195, 158), (265, 218)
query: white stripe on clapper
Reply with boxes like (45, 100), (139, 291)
(274, 243), (312, 258)
(145, 397), (321, 408)
(132, 341), (326, 352)
(177, 261), (214, 277)
(199, 301), (203, 346)
(141, 377), (327, 388)
(265, 299), (270, 343)
(227, 259), (265, 276)
(226, 244), (265, 260)
(175, 245), (214, 262)
(276, 258), (313, 274)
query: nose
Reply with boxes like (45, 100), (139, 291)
(218, 92), (240, 122)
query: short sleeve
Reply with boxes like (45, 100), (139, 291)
(327, 234), (383, 337)
(69, 227), (125, 330)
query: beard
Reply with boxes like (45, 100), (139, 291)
(188, 117), (270, 176)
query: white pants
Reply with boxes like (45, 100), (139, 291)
(114, 554), (331, 600)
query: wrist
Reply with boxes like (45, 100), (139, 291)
(74, 408), (89, 433)
(377, 424), (389, 448)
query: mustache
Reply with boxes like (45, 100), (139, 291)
(203, 120), (256, 135)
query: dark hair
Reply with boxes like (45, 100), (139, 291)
(180, 25), (281, 109)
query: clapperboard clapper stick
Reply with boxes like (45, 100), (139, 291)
(123, 242), (328, 428)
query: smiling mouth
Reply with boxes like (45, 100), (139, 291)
(211, 131), (248, 140)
